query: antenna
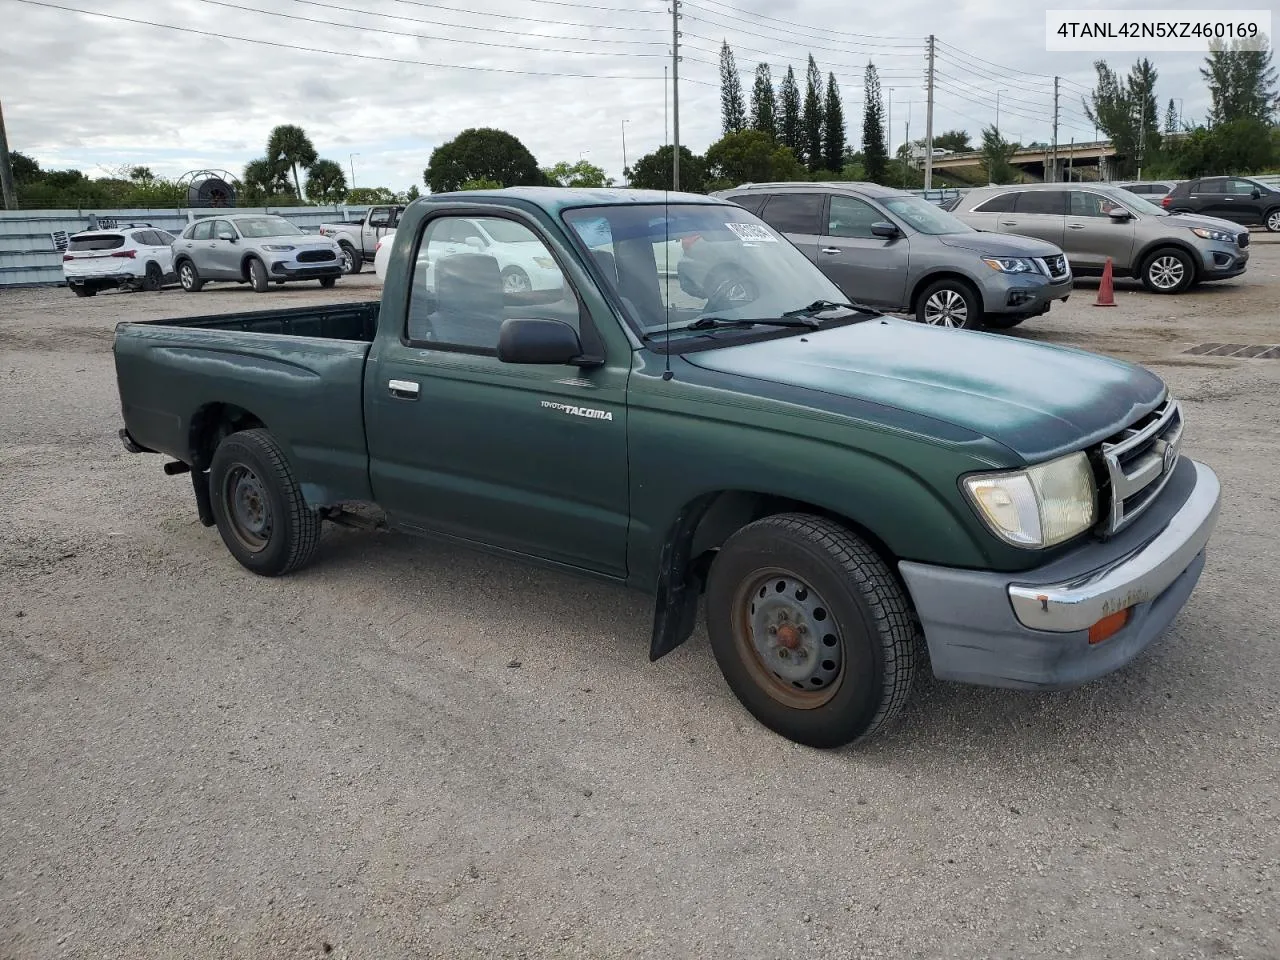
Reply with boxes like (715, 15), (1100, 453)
(663, 61), (672, 380)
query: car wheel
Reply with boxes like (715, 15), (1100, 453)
(319, 277), (337, 288)
(1141, 247), (1194, 294)
(178, 260), (203, 293)
(705, 513), (917, 748)
(208, 428), (322, 577)
(70, 285), (95, 298)
(703, 265), (760, 308)
(1265, 208), (1280, 233)
(916, 279), (979, 329)
(983, 314), (1025, 330)
(501, 266), (531, 294)
(142, 262), (164, 292)
(248, 257), (269, 293)
(339, 242), (362, 274)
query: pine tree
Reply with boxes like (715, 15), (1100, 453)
(719, 41), (747, 134)
(801, 55), (824, 171)
(750, 63), (777, 141)
(1200, 38), (1279, 125)
(1164, 98), (1178, 133)
(862, 62), (888, 183)
(822, 72), (845, 172)
(778, 66), (802, 154)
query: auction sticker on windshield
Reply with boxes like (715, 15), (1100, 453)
(725, 222), (777, 243)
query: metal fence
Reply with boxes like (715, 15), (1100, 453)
(0, 205), (370, 287)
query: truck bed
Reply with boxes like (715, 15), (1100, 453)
(129, 301), (380, 341)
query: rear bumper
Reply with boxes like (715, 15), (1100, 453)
(66, 272), (136, 287)
(898, 458), (1220, 690)
(980, 273), (1074, 316)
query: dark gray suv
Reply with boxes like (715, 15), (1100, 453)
(713, 181), (1073, 330)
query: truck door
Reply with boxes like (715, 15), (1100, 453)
(365, 211), (631, 578)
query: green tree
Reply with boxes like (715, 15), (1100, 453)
(801, 55), (824, 171)
(242, 158), (291, 201)
(862, 63), (888, 183)
(705, 129), (803, 188)
(980, 125), (1017, 183)
(625, 145), (707, 193)
(461, 177), (503, 190)
(822, 72), (845, 172)
(1164, 99), (1179, 133)
(933, 129), (973, 152)
(1082, 59), (1161, 178)
(720, 42), (747, 134)
(778, 66), (802, 155)
(1167, 118), (1278, 176)
(128, 166), (155, 183)
(543, 159), (612, 187)
(401, 184), (422, 202)
(265, 124), (318, 200)
(1201, 38), (1279, 125)
(10, 151), (41, 183)
(347, 186), (400, 204)
(305, 159), (348, 203)
(424, 127), (542, 193)
(750, 63), (777, 140)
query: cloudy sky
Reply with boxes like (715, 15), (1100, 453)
(0, 0), (1240, 193)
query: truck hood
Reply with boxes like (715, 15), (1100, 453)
(934, 231), (1062, 258)
(681, 319), (1165, 463)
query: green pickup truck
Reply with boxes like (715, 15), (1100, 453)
(113, 187), (1221, 748)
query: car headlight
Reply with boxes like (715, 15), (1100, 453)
(1190, 226), (1234, 242)
(962, 451), (1096, 548)
(262, 244), (296, 251)
(981, 256), (1037, 274)
(533, 256), (556, 269)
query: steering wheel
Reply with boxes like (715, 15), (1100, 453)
(702, 267), (760, 314)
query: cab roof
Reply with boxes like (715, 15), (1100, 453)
(415, 185), (728, 214)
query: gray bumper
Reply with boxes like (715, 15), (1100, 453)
(899, 458), (1220, 690)
(980, 272), (1074, 316)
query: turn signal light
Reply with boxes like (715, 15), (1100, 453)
(1088, 608), (1131, 645)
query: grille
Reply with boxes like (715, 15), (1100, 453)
(1096, 397), (1183, 536)
(297, 249), (337, 263)
(1039, 254), (1069, 280)
(1238, 233), (1250, 248)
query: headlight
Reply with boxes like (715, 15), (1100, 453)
(981, 256), (1036, 274)
(963, 451), (1096, 547)
(262, 244), (295, 251)
(1190, 226), (1234, 242)
(533, 256), (556, 269)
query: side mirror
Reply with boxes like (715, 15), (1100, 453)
(218, 232), (237, 241)
(497, 318), (591, 366)
(870, 221), (900, 239)
(1252, 188), (1262, 199)
(1108, 208), (1133, 221)
(465, 236), (485, 250)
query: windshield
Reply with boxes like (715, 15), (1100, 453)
(562, 203), (849, 336)
(234, 216), (304, 239)
(481, 219), (538, 243)
(882, 196), (974, 235)
(1111, 191), (1168, 217)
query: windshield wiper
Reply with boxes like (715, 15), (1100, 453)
(681, 315), (822, 332)
(783, 299), (880, 318)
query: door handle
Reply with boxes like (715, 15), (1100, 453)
(820, 247), (841, 255)
(1067, 223), (1086, 229)
(999, 220), (1018, 226)
(388, 379), (420, 399)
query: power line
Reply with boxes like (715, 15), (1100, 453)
(9, 0), (719, 83)
(685, 0), (918, 43)
(384, 0), (664, 24)
(683, 34), (922, 75)
(681, 9), (923, 55)
(937, 40), (1092, 91)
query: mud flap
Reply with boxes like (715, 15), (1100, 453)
(648, 495), (717, 661)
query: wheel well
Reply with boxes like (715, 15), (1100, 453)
(240, 253), (264, 280)
(1134, 240), (1201, 279)
(908, 271), (980, 313)
(189, 403), (266, 469)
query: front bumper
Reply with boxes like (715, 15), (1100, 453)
(898, 458), (1220, 690)
(981, 272), (1073, 316)
(1196, 242), (1248, 281)
(269, 260), (343, 280)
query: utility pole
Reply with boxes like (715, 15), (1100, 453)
(885, 88), (893, 162)
(671, 0), (681, 191)
(1050, 76), (1060, 183)
(621, 119), (629, 184)
(996, 89), (1006, 142)
(0, 97), (18, 211)
(924, 34), (935, 190)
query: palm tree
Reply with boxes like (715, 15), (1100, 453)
(242, 158), (290, 201)
(265, 125), (318, 200)
(304, 159), (348, 203)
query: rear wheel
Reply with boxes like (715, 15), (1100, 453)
(916, 278), (979, 329)
(319, 277), (337, 288)
(705, 514), (917, 748)
(208, 429), (322, 576)
(142, 261), (164, 292)
(70, 284), (95, 297)
(1141, 247), (1194, 294)
(339, 242), (362, 274)
(248, 257), (269, 293)
(178, 260), (203, 293)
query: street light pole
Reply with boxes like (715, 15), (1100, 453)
(348, 153), (358, 190)
(621, 119), (629, 184)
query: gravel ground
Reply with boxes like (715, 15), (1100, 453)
(2, 242), (1279, 960)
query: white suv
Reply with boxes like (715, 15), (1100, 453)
(63, 223), (179, 297)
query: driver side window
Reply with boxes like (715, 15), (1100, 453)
(826, 195), (883, 239)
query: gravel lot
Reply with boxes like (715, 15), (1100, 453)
(3, 241), (1279, 960)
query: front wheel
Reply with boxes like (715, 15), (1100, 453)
(1141, 247), (1194, 294)
(1265, 208), (1280, 233)
(178, 261), (203, 293)
(208, 429), (322, 576)
(248, 258), (269, 293)
(319, 277), (337, 288)
(705, 514), (917, 748)
(916, 279), (979, 329)
(501, 266), (531, 294)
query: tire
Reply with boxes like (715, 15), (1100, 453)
(71, 285), (95, 297)
(178, 260), (203, 293)
(1265, 208), (1280, 233)
(916, 278), (980, 329)
(208, 429), (322, 577)
(142, 261), (163, 292)
(339, 242), (362, 275)
(705, 513), (917, 749)
(501, 266), (531, 294)
(248, 257), (269, 293)
(318, 277), (337, 289)
(1141, 247), (1195, 294)
(983, 314), (1026, 330)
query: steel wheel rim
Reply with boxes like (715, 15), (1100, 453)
(923, 288), (968, 326)
(731, 567), (845, 710)
(180, 265), (194, 289)
(1149, 255), (1184, 290)
(340, 248), (354, 272)
(503, 270), (531, 293)
(224, 464), (272, 553)
(1268, 210), (1280, 232)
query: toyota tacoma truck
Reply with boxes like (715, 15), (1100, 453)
(113, 187), (1221, 749)
(319, 204), (404, 274)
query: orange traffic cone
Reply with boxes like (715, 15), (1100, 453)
(1094, 256), (1116, 307)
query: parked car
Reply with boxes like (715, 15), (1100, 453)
(173, 214), (345, 293)
(113, 187), (1220, 750)
(713, 182), (1072, 330)
(1117, 180), (1179, 199)
(62, 223), (179, 297)
(1162, 176), (1280, 232)
(373, 230), (394, 280)
(319, 205), (404, 274)
(948, 183), (1250, 294)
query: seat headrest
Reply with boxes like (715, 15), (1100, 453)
(434, 253), (504, 318)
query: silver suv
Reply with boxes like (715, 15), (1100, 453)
(174, 214), (345, 293)
(714, 182), (1072, 330)
(947, 183), (1249, 295)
